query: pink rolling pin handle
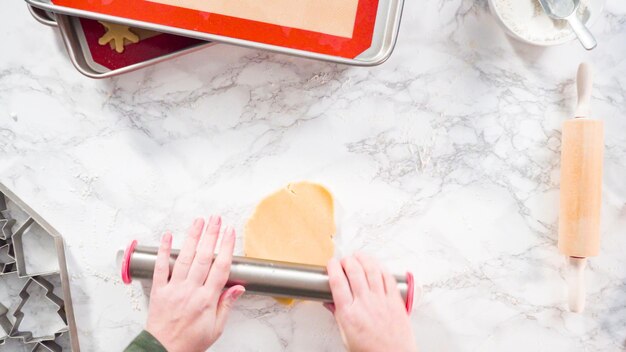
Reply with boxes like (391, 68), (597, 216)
(405, 271), (415, 313)
(121, 240), (138, 284)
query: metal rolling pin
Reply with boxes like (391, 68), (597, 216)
(120, 240), (415, 312)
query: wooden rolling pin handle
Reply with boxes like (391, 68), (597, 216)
(568, 256), (587, 313)
(575, 63), (593, 118)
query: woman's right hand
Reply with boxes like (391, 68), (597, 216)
(145, 216), (245, 352)
(326, 253), (418, 352)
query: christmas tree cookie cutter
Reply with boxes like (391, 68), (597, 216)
(0, 183), (80, 351)
(10, 276), (69, 344)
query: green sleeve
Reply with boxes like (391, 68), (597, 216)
(124, 330), (168, 352)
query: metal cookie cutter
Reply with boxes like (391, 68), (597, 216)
(10, 276), (69, 344)
(0, 194), (18, 275)
(12, 218), (63, 277)
(0, 196), (16, 241)
(0, 219), (15, 241)
(0, 238), (16, 274)
(0, 302), (13, 345)
(33, 333), (66, 352)
(0, 183), (80, 351)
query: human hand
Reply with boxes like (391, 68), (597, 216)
(326, 253), (417, 352)
(146, 216), (245, 352)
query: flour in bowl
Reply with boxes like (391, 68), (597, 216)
(492, 0), (591, 43)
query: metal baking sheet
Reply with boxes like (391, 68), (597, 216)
(24, 0), (404, 66)
(55, 14), (215, 79)
(27, 4), (57, 27)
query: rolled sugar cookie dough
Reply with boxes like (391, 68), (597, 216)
(244, 182), (336, 304)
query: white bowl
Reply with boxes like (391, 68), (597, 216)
(488, 0), (605, 46)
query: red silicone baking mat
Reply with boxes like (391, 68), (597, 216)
(78, 18), (206, 71)
(51, 0), (379, 59)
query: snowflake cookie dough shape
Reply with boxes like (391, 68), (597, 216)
(98, 21), (139, 53)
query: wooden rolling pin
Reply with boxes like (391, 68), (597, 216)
(558, 62), (604, 313)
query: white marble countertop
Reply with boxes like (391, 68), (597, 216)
(2, 0), (626, 351)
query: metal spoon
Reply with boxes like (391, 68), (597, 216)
(538, 0), (597, 50)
